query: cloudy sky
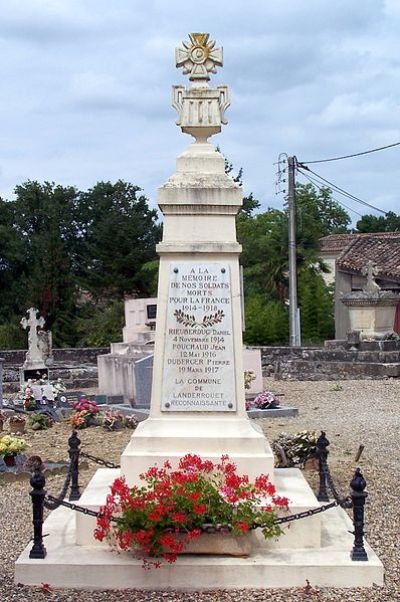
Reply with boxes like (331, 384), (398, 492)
(1, 0), (400, 220)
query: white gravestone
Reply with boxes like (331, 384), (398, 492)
(21, 308), (46, 368)
(31, 384), (54, 402)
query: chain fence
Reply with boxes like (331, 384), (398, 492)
(28, 429), (369, 562)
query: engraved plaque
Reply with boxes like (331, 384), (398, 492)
(162, 263), (236, 412)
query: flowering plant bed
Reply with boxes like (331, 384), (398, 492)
(95, 454), (288, 567)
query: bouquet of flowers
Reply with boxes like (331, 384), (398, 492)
(95, 454), (288, 567)
(21, 381), (36, 411)
(71, 398), (101, 429)
(0, 435), (28, 457)
(102, 410), (125, 431)
(244, 370), (256, 390)
(246, 390), (280, 411)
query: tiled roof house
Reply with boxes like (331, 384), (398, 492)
(319, 232), (400, 338)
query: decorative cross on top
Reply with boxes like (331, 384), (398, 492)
(176, 33), (223, 85)
(361, 260), (380, 294)
(21, 307), (45, 363)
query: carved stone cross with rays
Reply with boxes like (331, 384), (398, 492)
(361, 260), (380, 294)
(176, 33), (223, 86)
(21, 307), (46, 365)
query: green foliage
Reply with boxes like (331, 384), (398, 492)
(75, 300), (125, 347)
(0, 179), (160, 348)
(244, 296), (289, 345)
(238, 181), (348, 345)
(356, 210), (400, 233)
(137, 260), (160, 298)
(298, 269), (334, 343)
(77, 181), (161, 300)
(0, 319), (26, 349)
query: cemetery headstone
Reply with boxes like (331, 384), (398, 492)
(133, 354), (153, 408)
(20, 308), (50, 384)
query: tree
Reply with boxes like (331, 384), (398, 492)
(356, 211), (400, 233)
(11, 181), (81, 345)
(238, 182), (350, 345)
(298, 269), (334, 343)
(77, 181), (161, 300)
(0, 179), (162, 348)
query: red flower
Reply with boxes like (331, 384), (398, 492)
(94, 453), (290, 571)
(171, 511), (187, 524)
(188, 491), (201, 502)
(236, 521), (250, 533)
(188, 528), (202, 540)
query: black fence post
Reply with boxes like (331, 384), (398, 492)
(29, 462), (46, 559)
(316, 431), (330, 502)
(350, 468), (368, 561)
(68, 429), (81, 501)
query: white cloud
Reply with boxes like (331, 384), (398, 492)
(0, 0), (399, 218)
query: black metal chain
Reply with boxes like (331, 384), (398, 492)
(45, 494), (339, 529)
(45, 495), (122, 523)
(320, 456), (353, 508)
(80, 451), (121, 469)
(43, 464), (72, 510)
(273, 500), (338, 525)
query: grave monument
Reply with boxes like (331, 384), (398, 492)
(97, 297), (156, 403)
(15, 33), (383, 590)
(20, 308), (51, 384)
(342, 260), (400, 340)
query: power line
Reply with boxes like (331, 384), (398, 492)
(297, 169), (363, 217)
(301, 141), (400, 164)
(297, 164), (387, 215)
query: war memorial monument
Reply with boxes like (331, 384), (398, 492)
(15, 33), (383, 590)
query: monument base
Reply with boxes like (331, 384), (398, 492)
(15, 467), (384, 590)
(120, 416), (275, 485)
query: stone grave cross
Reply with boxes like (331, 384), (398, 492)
(361, 260), (380, 294)
(21, 307), (46, 365)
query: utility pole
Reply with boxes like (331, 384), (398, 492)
(287, 156), (300, 346)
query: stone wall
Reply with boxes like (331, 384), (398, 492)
(0, 347), (109, 365)
(249, 343), (400, 380)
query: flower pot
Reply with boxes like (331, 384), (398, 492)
(9, 420), (26, 435)
(3, 455), (16, 467)
(176, 532), (253, 557)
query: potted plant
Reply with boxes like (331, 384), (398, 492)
(95, 454), (288, 568)
(124, 414), (139, 430)
(102, 410), (125, 431)
(0, 435), (28, 466)
(8, 414), (26, 434)
(70, 399), (101, 429)
(27, 413), (53, 431)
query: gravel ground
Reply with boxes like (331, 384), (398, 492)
(1, 378), (399, 601)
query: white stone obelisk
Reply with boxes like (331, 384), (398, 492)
(121, 33), (274, 484)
